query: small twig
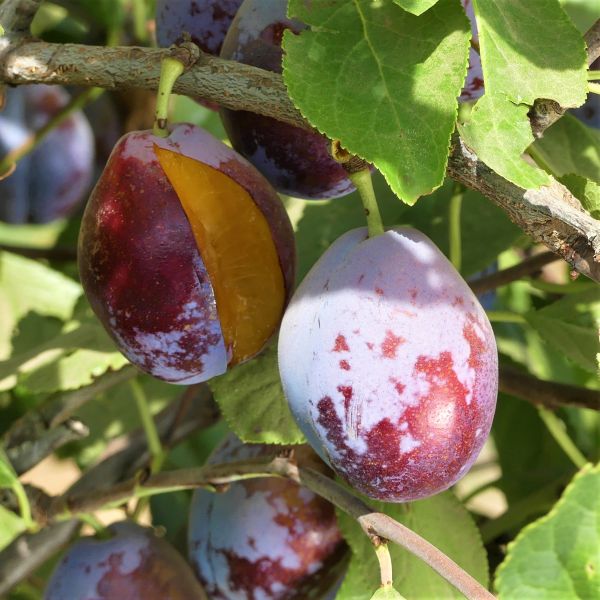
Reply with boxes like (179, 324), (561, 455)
(468, 251), (560, 294)
(499, 367), (600, 411)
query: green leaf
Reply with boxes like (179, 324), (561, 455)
(284, 0), (470, 203)
(371, 586), (407, 599)
(0, 505), (25, 552)
(495, 463), (600, 599)
(492, 394), (576, 506)
(559, 174), (600, 219)
(559, 0), (600, 33)
(473, 0), (587, 106)
(209, 344), (304, 445)
(459, 94), (550, 189)
(524, 289), (600, 374)
(532, 114), (600, 184)
(392, 0), (440, 16)
(336, 492), (488, 599)
(0, 452), (18, 489)
(0, 253), (81, 360)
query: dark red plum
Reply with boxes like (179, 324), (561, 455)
(78, 124), (295, 384)
(188, 435), (344, 599)
(278, 228), (498, 503)
(0, 85), (94, 223)
(219, 0), (354, 200)
(156, 0), (243, 55)
(44, 521), (207, 600)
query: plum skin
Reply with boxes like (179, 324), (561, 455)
(278, 227), (498, 503)
(44, 521), (206, 600)
(155, 0), (243, 55)
(219, 0), (353, 200)
(0, 85), (94, 223)
(78, 123), (295, 384)
(188, 436), (344, 599)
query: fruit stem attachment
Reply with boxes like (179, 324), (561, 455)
(375, 543), (394, 587)
(331, 140), (383, 238)
(153, 56), (185, 138)
(449, 181), (464, 271)
(350, 168), (385, 238)
(587, 70), (600, 81)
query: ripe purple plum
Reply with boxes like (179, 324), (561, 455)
(460, 0), (484, 102)
(156, 0), (243, 55)
(219, 0), (353, 200)
(44, 521), (207, 599)
(78, 123), (295, 384)
(0, 85), (94, 223)
(278, 228), (498, 503)
(188, 435), (345, 599)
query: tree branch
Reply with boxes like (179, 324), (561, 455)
(468, 251), (559, 294)
(1, 41), (597, 283)
(39, 457), (493, 600)
(585, 19), (600, 66)
(499, 367), (600, 411)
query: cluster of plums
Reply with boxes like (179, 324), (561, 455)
(42, 1), (499, 598)
(45, 437), (344, 599)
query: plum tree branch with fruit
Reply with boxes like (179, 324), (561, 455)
(0, 7), (599, 282)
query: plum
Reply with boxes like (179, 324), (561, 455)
(156, 0), (243, 56)
(460, 0), (484, 103)
(78, 123), (295, 384)
(44, 521), (207, 599)
(278, 228), (498, 503)
(188, 435), (345, 599)
(219, 0), (353, 200)
(0, 85), (95, 223)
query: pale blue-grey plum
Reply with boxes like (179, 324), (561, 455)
(278, 228), (498, 502)
(219, 0), (353, 200)
(44, 522), (206, 599)
(0, 85), (94, 223)
(188, 435), (344, 599)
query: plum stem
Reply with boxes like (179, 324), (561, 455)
(153, 56), (185, 138)
(587, 70), (600, 80)
(449, 182), (464, 271)
(350, 168), (385, 238)
(375, 543), (394, 587)
(0, 86), (102, 178)
(537, 408), (588, 469)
